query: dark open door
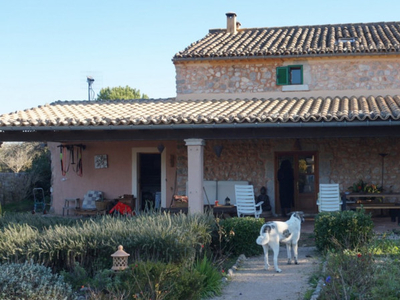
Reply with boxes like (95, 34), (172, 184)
(275, 152), (318, 214)
(138, 153), (161, 211)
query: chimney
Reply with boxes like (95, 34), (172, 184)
(226, 12), (237, 34)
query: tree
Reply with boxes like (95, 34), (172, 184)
(0, 142), (42, 173)
(96, 85), (149, 101)
(0, 142), (51, 203)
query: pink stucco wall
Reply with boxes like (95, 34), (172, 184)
(49, 140), (177, 215)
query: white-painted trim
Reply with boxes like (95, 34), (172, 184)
(282, 84), (310, 92)
(132, 147), (166, 210)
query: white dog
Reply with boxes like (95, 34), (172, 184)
(256, 211), (304, 273)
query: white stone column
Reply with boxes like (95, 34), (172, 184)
(184, 138), (205, 214)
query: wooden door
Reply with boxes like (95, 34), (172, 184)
(275, 152), (318, 214)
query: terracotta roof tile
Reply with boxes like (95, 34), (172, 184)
(1, 96), (400, 129)
(173, 22), (400, 60)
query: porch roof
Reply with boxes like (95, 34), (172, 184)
(173, 21), (400, 61)
(1, 95), (400, 130)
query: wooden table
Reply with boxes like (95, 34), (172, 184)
(343, 193), (400, 223)
(162, 205), (237, 218)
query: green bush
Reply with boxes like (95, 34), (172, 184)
(314, 210), (374, 252)
(85, 261), (204, 300)
(0, 212), (214, 274)
(319, 249), (375, 300)
(217, 217), (265, 257)
(0, 212), (78, 231)
(0, 261), (74, 300)
(195, 256), (223, 298)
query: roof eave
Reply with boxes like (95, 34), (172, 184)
(172, 51), (400, 63)
(1, 119), (399, 132)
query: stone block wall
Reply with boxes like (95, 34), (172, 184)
(175, 57), (400, 96)
(175, 137), (400, 211)
(0, 172), (29, 204)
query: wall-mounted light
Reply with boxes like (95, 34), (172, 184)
(213, 145), (223, 158)
(157, 144), (165, 153)
(293, 139), (302, 151)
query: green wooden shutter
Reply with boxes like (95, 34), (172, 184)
(276, 67), (289, 85)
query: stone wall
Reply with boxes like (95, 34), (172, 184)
(175, 137), (400, 211)
(175, 57), (400, 96)
(0, 172), (29, 204)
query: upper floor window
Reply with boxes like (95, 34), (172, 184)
(276, 65), (303, 85)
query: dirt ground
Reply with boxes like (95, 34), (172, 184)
(209, 246), (320, 300)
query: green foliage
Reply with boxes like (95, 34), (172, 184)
(27, 146), (51, 199)
(314, 210), (374, 252)
(320, 249), (375, 300)
(0, 260), (74, 300)
(85, 261), (204, 300)
(0, 212), (214, 274)
(216, 217), (265, 256)
(370, 258), (400, 299)
(97, 85), (149, 101)
(0, 212), (77, 231)
(194, 255), (223, 298)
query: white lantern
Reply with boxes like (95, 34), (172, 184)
(111, 245), (130, 271)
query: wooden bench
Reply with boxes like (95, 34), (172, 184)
(346, 203), (400, 224)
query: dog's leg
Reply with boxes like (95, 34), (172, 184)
(293, 242), (299, 264)
(271, 244), (281, 273)
(262, 244), (270, 270)
(286, 243), (292, 264)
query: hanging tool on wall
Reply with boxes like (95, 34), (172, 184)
(57, 145), (70, 176)
(57, 144), (85, 177)
(73, 144), (85, 177)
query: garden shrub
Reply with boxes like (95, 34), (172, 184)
(319, 249), (375, 300)
(0, 212), (78, 231)
(0, 212), (214, 275)
(87, 260), (206, 300)
(216, 217), (265, 257)
(0, 260), (74, 300)
(314, 209), (374, 252)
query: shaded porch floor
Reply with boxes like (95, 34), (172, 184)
(264, 216), (400, 234)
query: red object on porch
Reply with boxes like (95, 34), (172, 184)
(109, 202), (133, 215)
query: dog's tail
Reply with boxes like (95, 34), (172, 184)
(256, 223), (273, 245)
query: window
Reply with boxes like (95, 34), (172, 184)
(276, 65), (303, 85)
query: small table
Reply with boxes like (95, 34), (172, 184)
(207, 205), (237, 218)
(343, 193), (400, 223)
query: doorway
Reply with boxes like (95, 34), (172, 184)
(132, 147), (166, 212)
(138, 153), (161, 211)
(275, 152), (318, 214)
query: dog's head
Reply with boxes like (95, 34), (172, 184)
(288, 211), (305, 223)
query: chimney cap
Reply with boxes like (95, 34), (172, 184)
(226, 12), (237, 18)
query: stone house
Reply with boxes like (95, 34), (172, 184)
(1, 12), (400, 215)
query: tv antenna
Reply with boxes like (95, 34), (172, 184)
(87, 76), (95, 101)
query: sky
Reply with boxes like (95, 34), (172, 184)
(1, 0), (399, 115)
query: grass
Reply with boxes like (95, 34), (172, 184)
(2, 199), (34, 213)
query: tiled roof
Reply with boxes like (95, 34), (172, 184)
(173, 22), (400, 60)
(1, 96), (400, 129)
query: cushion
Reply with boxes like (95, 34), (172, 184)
(81, 190), (103, 210)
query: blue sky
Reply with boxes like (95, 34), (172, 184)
(1, 0), (398, 115)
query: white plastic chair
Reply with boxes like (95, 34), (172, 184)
(317, 184), (342, 212)
(234, 185), (263, 218)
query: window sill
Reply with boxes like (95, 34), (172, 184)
(282, 84), (309, 92)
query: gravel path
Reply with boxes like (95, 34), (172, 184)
(210, 247), (320, 300)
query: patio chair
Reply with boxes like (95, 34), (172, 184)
(64, 190), (103, 216)
(234, 185), (263, 218)
(317, 184), (342, 212)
